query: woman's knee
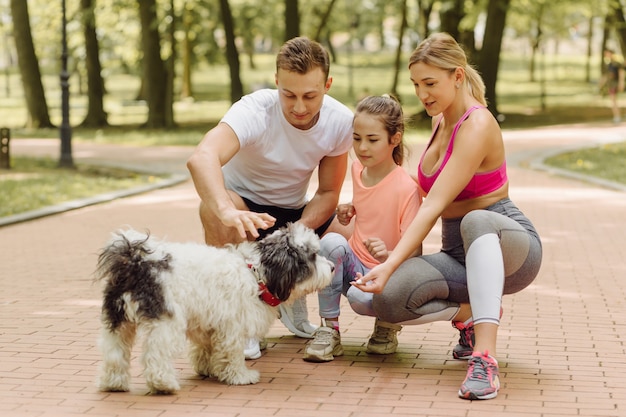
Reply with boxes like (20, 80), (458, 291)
(460, 210), (496, 240)
(372, 256), (454, 323)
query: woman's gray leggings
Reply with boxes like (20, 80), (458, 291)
(372, 198), (542, 326)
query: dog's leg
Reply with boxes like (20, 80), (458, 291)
(210, 331), (260, 385)
(98, 322), (136, 392)
(189, 340), (213, 377)
(141, 318), (184, 395)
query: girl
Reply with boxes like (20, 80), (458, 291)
(303, 95), (421, 362)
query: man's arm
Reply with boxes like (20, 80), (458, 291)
(299, 152), (348, 230)
(187, 123), (239, 213)
(186, 123), (275, 241)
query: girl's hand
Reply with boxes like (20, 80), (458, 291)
(335, 203), (355, 226)
(351, 263), (393, 294)
(364, 237), (389, 262)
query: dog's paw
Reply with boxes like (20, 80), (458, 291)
(147, 380), (180, 395)
(98, 384), (130, 393)
(220, 367), (260, 385)
(193, 366), (213, 378)
(98, 374), (130, 392)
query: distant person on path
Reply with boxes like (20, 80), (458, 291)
(599, 48), (624, 124)
(351, 32), (542, 400)
(186, 36), (354, 359)
(303, 95), (421, 363)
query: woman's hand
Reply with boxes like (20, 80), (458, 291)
(364, 237), (389, 262)
(351, 262), (393, 294)
(335, 203), (355, 226)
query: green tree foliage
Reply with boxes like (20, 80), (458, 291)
(2, 0), (626, 128)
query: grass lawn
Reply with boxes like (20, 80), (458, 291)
(543, 141), (626, 185)
(0, 156), (165, 218)
(0, 50), (624, 219)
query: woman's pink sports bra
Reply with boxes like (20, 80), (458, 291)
(417, 106), (507, 201)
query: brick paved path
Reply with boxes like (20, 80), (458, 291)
(1, 123), (625, 417)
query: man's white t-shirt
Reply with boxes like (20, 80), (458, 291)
(221, 89), (353, 208)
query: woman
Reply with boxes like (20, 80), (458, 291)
(352, 33), (542, 400)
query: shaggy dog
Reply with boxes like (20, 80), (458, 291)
(95, 223), (333, 394)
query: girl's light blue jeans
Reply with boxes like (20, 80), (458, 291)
(318, 232), (376, 318)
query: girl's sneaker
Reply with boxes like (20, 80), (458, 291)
(458, 351), (500, 400)
(366, 319), (402, 354)
(303, 326), (343, 362)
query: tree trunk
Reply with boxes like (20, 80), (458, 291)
(137, 0), (173, 128)
(477, 0), (510, 117)
(164, 0), (176, 127)
(324, 29), (336, 63)
(80, 0), (108, 127)
(313, 0), (337, 43)
(241, 15), (256, 71)
(219, 0), (243, 103)
(609, 0), (626, 54)
(415, 0), (435, 43)
(180, 1), (193, 99)
(529, 7), (544, 83)
(439, 0), (464, 41)
(601, 14), (610, 73)
(376, 2), (385, 49)
(585, 14), (593, 83)
(10, 0), (53, 128)
(284, 0), (299, 41)
(390, 0), (408, 99)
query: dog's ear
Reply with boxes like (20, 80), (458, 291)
(258, 224), (314, 301)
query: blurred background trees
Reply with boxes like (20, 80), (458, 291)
(0, 0), (625, 129)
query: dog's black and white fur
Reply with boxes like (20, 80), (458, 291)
(95, 223), (333, 394)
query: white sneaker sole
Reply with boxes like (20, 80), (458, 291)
(303, 345), (344, 362)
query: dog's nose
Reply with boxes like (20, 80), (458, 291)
(330, 264), (335, 273)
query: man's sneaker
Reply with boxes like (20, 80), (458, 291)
(303, 326), (343, 362)
(244, 338), (268, 360)
(451, 320), (474, 360)
(279, 297), (318, 338)
(458, 351), (500, 400)
(366, 319), (402, 354)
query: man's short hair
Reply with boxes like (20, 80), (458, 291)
(276, 37), (330, 80)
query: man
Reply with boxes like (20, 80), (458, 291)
(187, 37), (353, 359)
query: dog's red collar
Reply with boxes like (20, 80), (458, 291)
(248, 263), (282, 306)
(257, 282), (282, 306)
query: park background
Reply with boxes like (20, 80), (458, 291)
(0, 0), (625, 215)
(1, 2), (626, 417)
